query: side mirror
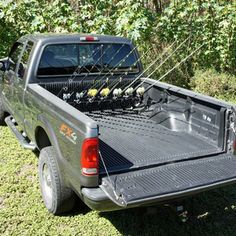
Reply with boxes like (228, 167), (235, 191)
(0, 58), (9, 72)
(0, 62), (5, 71)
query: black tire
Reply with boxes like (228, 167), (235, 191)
(38, 146), (75, 215)
(0, 97), (5, 125)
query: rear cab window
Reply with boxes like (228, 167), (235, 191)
(37, 43), (139, 77)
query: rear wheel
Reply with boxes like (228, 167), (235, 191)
(39, 146), (75, 215)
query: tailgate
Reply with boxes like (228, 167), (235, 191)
(100, 153), (236, 207)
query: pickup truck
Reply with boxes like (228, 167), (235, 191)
(0, 33), (236, 215)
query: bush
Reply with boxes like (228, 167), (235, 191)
(0, 0), (80, 57)
(190, 69), (236, 103)
(156, 0), (236, 74)
(0, 0), (235, 91)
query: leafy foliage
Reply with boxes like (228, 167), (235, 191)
(0, 0), (79, 56)
(0, 0), (235, 95)
(156, 0), (236, 74)
(71, 0), (155, 43)
(1, 0), (79, 33)
(190, 69), (236, 104)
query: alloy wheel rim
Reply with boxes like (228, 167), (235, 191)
(42, 163), (53, 205)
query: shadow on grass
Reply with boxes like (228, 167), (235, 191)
(99, 185), (236, 236)
(60, 200), (91, 217)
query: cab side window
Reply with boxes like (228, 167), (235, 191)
(18, 41), (34, 79)
(8, 42), (24, 72)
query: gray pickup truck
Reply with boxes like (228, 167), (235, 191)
(0, 33), (236, 215)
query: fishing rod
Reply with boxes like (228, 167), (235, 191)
(88, 78), (109, 102)
(87, 43), (127, 88)
(80, 44), (139, 101)
(89, 44), (138, 90)
(108, 43), (171, 99)
(118, 42), (203, 110)
(121, 36), (191, 97)
(76, 37), (178, 102)
(143, 43), (204, 94)
(110, 42), (178, 99)
(70, 44), (113, 100)
(99, 45), (154, 99)
(72, 43), (128, 102)
(61, 43), (124, 101)
(57, 44), (103, 97)
(101, 77), (123, 99)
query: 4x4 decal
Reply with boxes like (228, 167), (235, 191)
(59, 123), (77, 144)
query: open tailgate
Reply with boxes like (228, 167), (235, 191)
(100, 153), (236, 207)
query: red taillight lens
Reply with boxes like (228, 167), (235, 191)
(81, 138), (99, 175)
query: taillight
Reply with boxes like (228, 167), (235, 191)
(80, 36), (99, 41)
(81, 138), (99, 175)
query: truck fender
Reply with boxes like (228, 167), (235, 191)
(35, 114), (69, 186)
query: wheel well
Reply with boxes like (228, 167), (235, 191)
(35, 127), (51, 150)
(1, 112), (10, 125)
(4, 111), (10, 117)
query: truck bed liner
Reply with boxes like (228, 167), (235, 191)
(100, 153), (236, 205)
(87, 109), (223, 173)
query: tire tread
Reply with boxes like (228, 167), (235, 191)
(39, 146), (75, 215)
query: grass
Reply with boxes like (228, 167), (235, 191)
(1, 126), (236, 236)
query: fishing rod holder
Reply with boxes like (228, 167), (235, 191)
(72, 94), (143, 112)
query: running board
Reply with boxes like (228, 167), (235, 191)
(100, 153), (236, 207)
(5, 116), (36, 150)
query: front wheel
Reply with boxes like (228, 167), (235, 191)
(38, 146), (75, 215)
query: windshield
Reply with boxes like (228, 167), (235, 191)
(37, 43), (139, 76)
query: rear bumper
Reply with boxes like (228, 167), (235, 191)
(82, 187), (121, 211)
(82, 177), (236, 212)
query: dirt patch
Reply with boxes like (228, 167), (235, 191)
(18, 164), (35, 177)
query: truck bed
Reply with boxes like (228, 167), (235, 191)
(40, 80), (227, 174)
(87, 108), (223, 174)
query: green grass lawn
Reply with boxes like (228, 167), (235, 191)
(1, 126), (236, 236)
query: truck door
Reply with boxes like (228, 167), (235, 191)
(13, 41), (34, 129)
(2, 42), (24, 115)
